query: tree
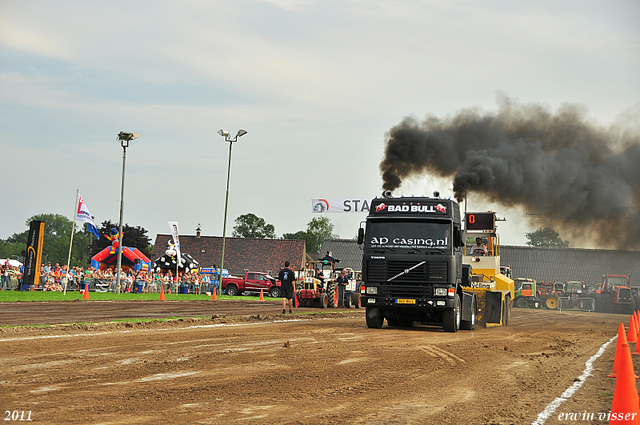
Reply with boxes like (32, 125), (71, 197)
(90, 220), (152, 258)
(283, 217), (339, 253)
(232, 213), (276, 238)
(525, 227), (569, 248)
(1, 213), (94, 267)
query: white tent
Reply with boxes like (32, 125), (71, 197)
(0, 259), (23, 267)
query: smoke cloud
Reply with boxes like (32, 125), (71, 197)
(380, 97), (640, 249)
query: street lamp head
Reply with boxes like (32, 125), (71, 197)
(236, 129), (248, 138)
(117, 131), (141, 148)
(117, 132), (141, 141)
(217, 129), (230, 137)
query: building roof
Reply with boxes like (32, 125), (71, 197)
(319, 239), (362, 271)
(319, 239), (640, 287)
(501, 245), (640, 286)
(152, 234), (306, 277)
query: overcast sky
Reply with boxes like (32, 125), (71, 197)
(1, 0), (639, 248)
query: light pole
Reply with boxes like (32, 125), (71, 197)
(217, 129), (247, 295)
(115, 131), (141, 294)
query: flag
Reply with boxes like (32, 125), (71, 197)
(76, 195), (100, 239)
(168, 221), (182, 264)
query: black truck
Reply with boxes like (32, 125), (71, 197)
(357, 194), (477, 332)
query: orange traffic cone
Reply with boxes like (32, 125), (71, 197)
(82, 283), (90, 300)
(159, 285), (165, 301)
(212, 289), (217, 301)
(610, 341), (640, 424)
(609, 323), (629, 378)
(628, 315), (638, 344)
(259, 289), (264, 301)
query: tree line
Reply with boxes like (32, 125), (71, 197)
(0, 213), (339, 268)
(0, 211), (568, 269)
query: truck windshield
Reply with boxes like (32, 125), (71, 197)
(365, 221), (451, 250)
(607, 276), (628, 286)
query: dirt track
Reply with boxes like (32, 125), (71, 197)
(0, 301), (636, 424)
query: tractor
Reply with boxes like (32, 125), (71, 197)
(591, 274), (635, 314)
(558, 280), (594, 311)
(513, 278), (541, 309)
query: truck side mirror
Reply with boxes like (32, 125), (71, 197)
(357, 228), (364, 245)
(456, 229), (465, 247)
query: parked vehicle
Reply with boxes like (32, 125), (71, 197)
(222, 272), (281, 297)
(591, 274), (635, 314)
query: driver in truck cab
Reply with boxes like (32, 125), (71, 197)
(471, 237), (488, 255)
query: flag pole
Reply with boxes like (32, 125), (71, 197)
(64, 190), (79, 295)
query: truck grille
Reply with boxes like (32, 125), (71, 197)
(381, 285), (432, 298)
(367, 260), (448, 284)
(618, 287), (632, 302)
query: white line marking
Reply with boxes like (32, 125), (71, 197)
(531, 335), (617, 425)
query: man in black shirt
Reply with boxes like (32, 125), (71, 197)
(278, 261), (297, 314)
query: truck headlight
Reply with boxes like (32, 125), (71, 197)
(434, 287), (447, 296)
(366, 286), (378, 295)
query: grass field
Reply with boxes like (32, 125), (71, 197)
(0, 290), (272, 302)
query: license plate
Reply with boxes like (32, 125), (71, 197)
(396, 298), (416, 304)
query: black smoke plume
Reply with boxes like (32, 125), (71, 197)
(380, 98), (640, 249)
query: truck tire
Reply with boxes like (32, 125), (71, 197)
(545, 296), (559, 310)
(602, 293), (613, 313)
(326, 282), (337, 308)
(514, 296), (528, 309)
(344, 295), (352, 309)
(365, 307), (383, 328)
(460, 296), (476, 331)
(269, 287), (281, 298)
(320, 293), (328, 309)
(502, 295), (511, 326)
(592, 293), (603, 312)
(226, 284), (239, 296)
(352, 293), (361, 309)
(442, 294), (461, 333)
(626, 296), (636, 314)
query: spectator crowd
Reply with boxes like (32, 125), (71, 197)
(1, 259), (215, 295)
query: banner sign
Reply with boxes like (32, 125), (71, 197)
(168, 221), (182, 264)
(23, 220), (45, 286)
(311, 199), (370, 213)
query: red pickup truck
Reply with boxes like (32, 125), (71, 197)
(222, 272), (281, 297)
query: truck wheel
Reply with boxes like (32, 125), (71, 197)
(602, 293), (613, 313)
(344, 295), (352, 309)
(226, 285), (239, 296)
(502, 295), (511, 326)
(326, 282), (337, 307)
(320, 293), (328, 309)
(269, 287), (280, 298)
(545, 296), (559, 310)
(352, 293), (361, 309)
(365, 307), (383, 329)
(514, 296), (528, 309)
(460, 296), (476, 331)
(627, 296), (637, 314)
(591, 293), (603, 312)
(442, 294), (461, 333)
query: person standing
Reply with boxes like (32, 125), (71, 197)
(278, 261), (296, 314)
(337, 269), (349, 307)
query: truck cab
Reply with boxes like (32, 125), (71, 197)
(358, 194), (474, 332)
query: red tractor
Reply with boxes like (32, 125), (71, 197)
(591, 274), (635, 314)
(538, 281), (559, 310)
